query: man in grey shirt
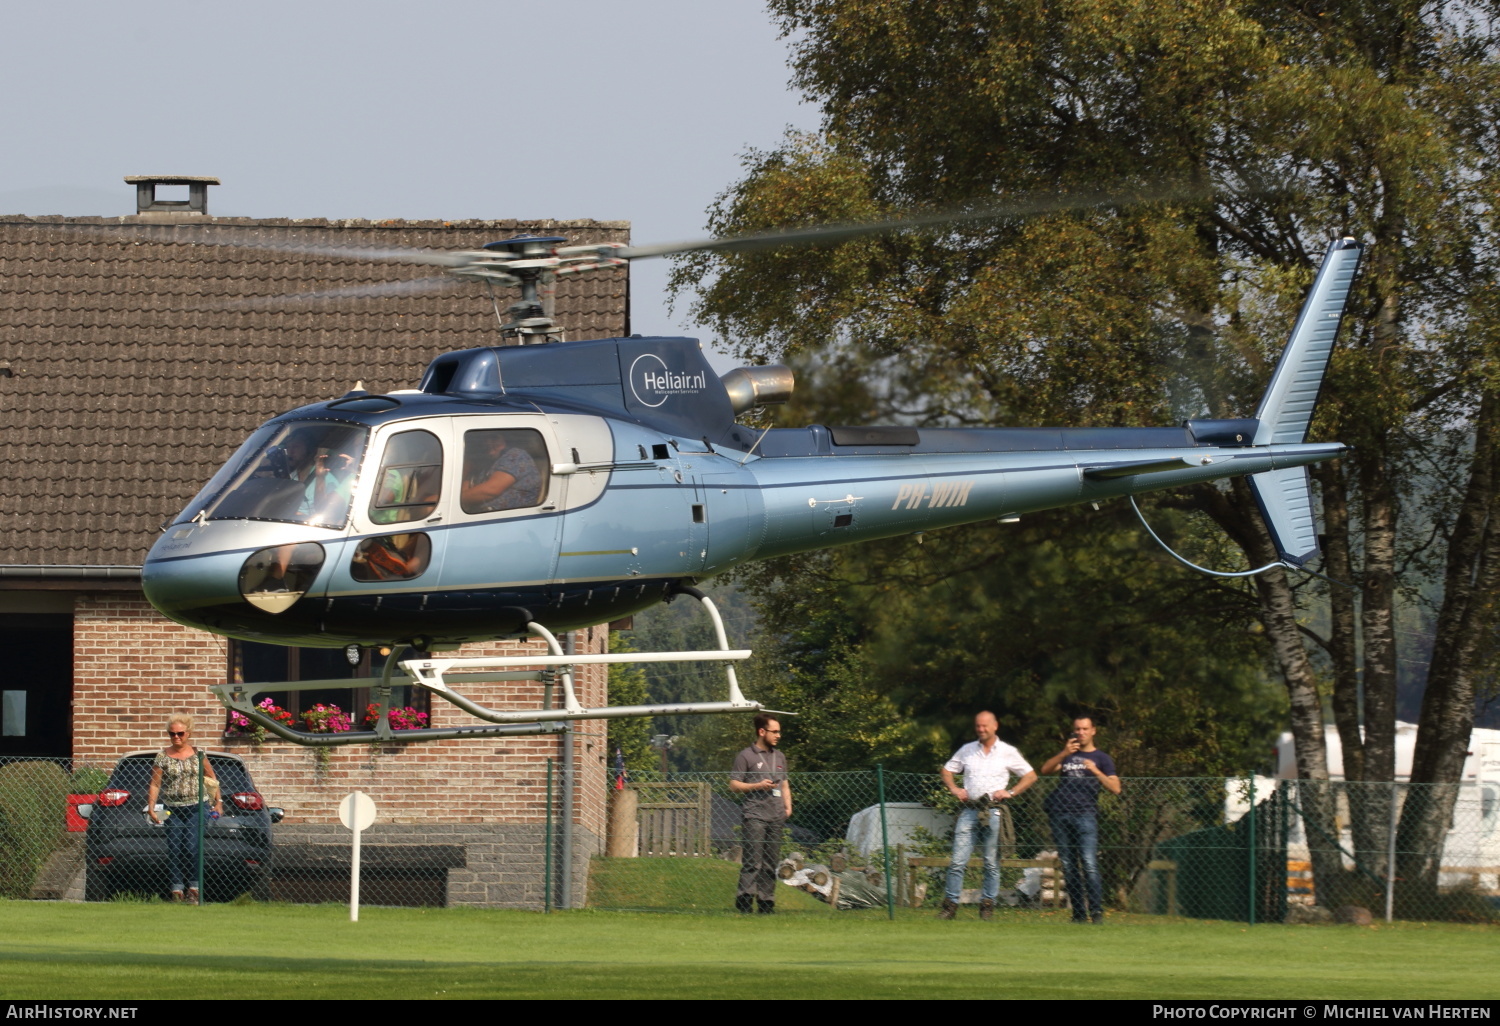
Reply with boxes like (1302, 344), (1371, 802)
(730, 713), (792, 913)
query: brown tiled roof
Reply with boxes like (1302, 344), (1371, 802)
(0, 215), (630, 568)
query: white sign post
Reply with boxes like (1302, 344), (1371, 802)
(338, 791), (377, 922)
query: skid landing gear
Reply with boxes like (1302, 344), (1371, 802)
(209, 592), (769, 747)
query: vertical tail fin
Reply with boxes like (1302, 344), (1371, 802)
(1248, 238), (1361, 566)
(1253, 237), (1362, 445)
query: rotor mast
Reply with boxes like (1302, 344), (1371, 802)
(460, 235), (628, 344)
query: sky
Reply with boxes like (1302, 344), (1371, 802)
(0, 0), (819, 371)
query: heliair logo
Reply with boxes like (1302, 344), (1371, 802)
(629, 353), (706, 408)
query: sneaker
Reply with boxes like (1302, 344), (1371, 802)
(734, 894), (754, 914)
(169, 891), (184, 903)
(1071, 915), (1089, 924)
(1091, 912), (1104, 924)
(756, 899), (775, 915)
(979, 899), (995, 921)
(185, 888), (200, 906)
(938, 900), (957, 920)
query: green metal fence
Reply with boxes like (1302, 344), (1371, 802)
(2, 752), (1495, 924)
(586, 770), (1500, 923)
(0, 754), (461, 908)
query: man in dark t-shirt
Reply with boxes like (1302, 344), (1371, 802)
(729, 714), (792, 914)
(1041, 716), (1120, 923)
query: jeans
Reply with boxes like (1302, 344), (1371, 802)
(1050, 811), (1102, 917)
(737, 817), (782, 902)
(945, 807), (1001, 903)
(164, 803), (206, 892)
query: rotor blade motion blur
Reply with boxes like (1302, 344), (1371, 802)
(204, 275), (461, 310)
(609, 181), (1213, 261)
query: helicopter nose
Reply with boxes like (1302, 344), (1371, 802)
(237, 543), (326, 614)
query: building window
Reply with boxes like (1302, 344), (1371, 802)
(226, 641), (430, 735)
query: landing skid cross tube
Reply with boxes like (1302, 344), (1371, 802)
(405, 605), (761, 724)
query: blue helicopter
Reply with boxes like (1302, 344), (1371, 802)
(139, 212), (1361, 746)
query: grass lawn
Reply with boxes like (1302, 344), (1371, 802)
(0, 899), (1494, 1000)
(587, 856), (837, 914)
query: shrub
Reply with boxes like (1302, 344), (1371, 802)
(0, 761), (70, 898)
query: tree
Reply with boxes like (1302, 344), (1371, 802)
(606, 634), (656, 779)
(676, 0), (1500, 903)
(732, 453), (1288, 777)
(613, 584), (757, 773)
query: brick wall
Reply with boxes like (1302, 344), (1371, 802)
(72, 591), (612, 907)
(73, 593), (228, 761)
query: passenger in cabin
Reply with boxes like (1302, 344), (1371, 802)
(461, 430), (542, 513)
(352, 533), (430, 580)
(372, 465), (441, 525)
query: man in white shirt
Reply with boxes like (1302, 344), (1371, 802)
(938, 710), (1037, 920)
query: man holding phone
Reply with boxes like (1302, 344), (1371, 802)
(1041, 716), (1120, 924)
(730, 714), (792, 914)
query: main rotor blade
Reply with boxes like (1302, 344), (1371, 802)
(199, 275), (460, 310)
(31, 223), (481, 267)
(614, 182), (1212, 261)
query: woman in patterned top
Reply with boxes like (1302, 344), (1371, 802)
(145, 713), (224, 904)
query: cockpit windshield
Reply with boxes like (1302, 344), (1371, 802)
(177, 421), (370, 528)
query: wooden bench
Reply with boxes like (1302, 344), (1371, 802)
(897, 850), (1065, 908)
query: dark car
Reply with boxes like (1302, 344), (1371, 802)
(82, 750), (283, 902)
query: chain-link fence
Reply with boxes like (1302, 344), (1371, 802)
(3, 754), (1496, 924)
(0, 753), (522, 908)
(591, 771), (1500, 923)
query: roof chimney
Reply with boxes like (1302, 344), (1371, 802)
(124, 175), (220, 218)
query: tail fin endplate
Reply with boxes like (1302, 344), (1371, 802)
(1249, 238), (1362, 566)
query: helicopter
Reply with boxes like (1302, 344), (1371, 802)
(136, 202), (1362, 746)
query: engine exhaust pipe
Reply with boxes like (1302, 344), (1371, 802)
(721, 364), (795, 414)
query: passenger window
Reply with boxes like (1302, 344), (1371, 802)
(460, 429), (549, 515)
(351, 533), (432, 582)
(369, 430), (442, 525)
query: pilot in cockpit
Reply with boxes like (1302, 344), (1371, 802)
(265, 432), (355, 522)
(257, 432), (357, 592)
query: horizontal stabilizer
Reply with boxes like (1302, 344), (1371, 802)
(1254, 238), (1362, 445)
(1250, 467), (1320, 566)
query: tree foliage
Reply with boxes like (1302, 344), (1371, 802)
(672, 0), (1500, 900)
(606, 633), (656, 778)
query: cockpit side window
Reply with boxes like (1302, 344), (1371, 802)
(460, 429), (549, 515)
(369, 430), (443, 525)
